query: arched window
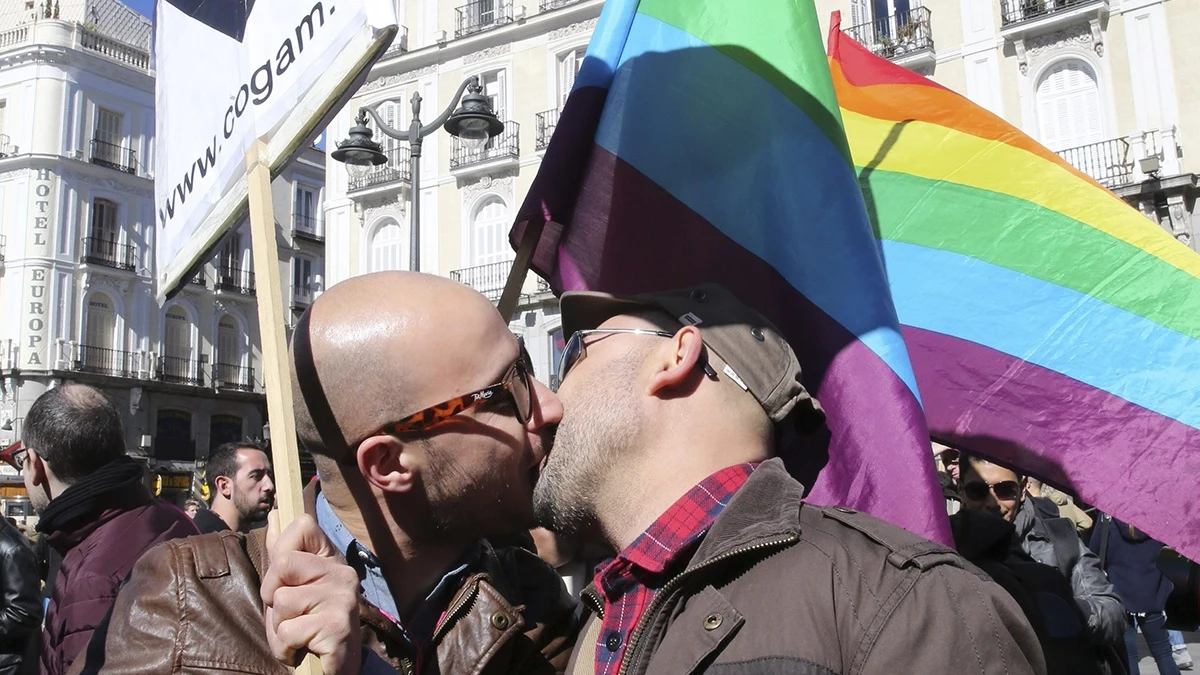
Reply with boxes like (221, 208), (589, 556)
(1036, 60), (1102, 152)
(163, 306), (191, 360)
(370, 220), (407, 272)
(209, 414), (244, 452)
(470, 197), (511, 267)
(155, 409), (194, 461)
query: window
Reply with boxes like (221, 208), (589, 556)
(1036, 60), (1102, 152)
(370, 221), (407, 272)
(221, 232), (242, 273)
(293, 256), (314, 299)
(95, 108), (123, 146)
(471, 197), (511, 266)
(155, 410), (194, 461)
(557, 48), (586, 108)
(217, 315), (242, 367)
(90, 198), (118, 243)
(209, 415), (244, 452)
(85, 294), (116, 349)
(295, 186), (317, 233)
(480, 70), (507, 122)
(163, 306), (191, 360)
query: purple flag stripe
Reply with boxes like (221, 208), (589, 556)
(905, 326), (1200, 560)
(520, 143), (950, 542)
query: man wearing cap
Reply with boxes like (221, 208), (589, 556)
(533, 282), (1046, 675)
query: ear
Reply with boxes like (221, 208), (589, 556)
(646, 326), (705, 397)
(356, 435), (420, 494)
(26, 451), (49, 488)
(215, 474), (232, 499)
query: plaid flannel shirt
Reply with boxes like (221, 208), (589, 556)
(591, 462), (758, 675)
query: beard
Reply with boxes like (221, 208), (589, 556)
(533, 354), (642, 537)
(414, 439), (537, 542)
(233, 490), (272, 522)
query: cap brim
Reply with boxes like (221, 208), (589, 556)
(560, 291), (658, 336)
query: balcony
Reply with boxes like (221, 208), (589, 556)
(77, 23), (150, 70)
(1000, 0), (1107, 45)
(845, 7), (934, 68)
(540, 0), (582, 9)
(81, 237), (137, 271)
(455, 0), (514, 38)
(1056, 137), (1132, 188)
(536, 109), (559, 151)
(77, 345), (138, 378)
(383, 25), (409, 56)
(90, 138), (137, 174)
(215, 363), (256, 392)
(450, 261), (512, 301)
(450, 121), (519, 175)
(0, 134), (13, 157)
(348, 147), (411, 194)
(215, 266), (256, 296)
(157, 355), (204, 387)
(293, 215), (325, 244)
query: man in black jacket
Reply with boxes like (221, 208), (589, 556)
(0, 516), (41, 675)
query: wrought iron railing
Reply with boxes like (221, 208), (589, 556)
(77, 345), (138, 378)
(536, 109), (559, 151)
(450, 121), (519, 170)
(81, 237), (138, 271)
(158, 355), (204, 387)
(349, 147), (411, 192)
(450, 261), (512, 300)
(90, 138), (137, 174)
(845, 7), (933, 59)
(1056, 137), (1133, 188)
(455, 0), (514, 38)
(540, 0), (581, 10)
(215, 363), (256, 392)
(293, 214), (325, 243)
(1001, 0), (1095, 25)
(215, 266), (256, 295)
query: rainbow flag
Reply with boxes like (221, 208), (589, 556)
(829, 17), (1200, 559)
(512, 0), (951, 543)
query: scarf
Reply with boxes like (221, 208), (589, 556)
(36, 456), (149, 536)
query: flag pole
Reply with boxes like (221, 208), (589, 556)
(497, 220), (546, 320)
(245, 140), (322, 675)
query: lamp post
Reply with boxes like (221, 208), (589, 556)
(332, 76), (504, 272)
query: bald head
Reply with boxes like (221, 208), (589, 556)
(290, 272), (513, 467)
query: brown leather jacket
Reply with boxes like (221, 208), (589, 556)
(69, 519), (577, 675)
(564, 459), (1047, 675)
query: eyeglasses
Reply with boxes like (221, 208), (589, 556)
(962, 479), (1021, 502)
(938, 449), (960, 465)
(556, 328), (718, 390)
(371, 337), (536, 439)
(0, 442), (26, 472)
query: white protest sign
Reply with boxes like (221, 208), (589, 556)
(154, 0), (397, 300)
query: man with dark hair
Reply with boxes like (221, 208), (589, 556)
(19, 384), (196, 674)
(0, 516), (40, 675)
(530, 283), (1045, 675)
(75, 273), (578, 674)
(193, 442), (275, 533)
(958, 454), (1125, 649)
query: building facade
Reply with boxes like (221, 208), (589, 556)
(820, 0), (1200, 245)
(323, 0), (602, 386)
(0, 0), (325, 519)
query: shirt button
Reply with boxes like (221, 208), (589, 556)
(604, 631), (622, 652)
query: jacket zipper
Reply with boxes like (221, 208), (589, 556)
(431, 576), (483, 642)
(616, 535), (798, 675)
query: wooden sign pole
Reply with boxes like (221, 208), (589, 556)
(497, 219), (546, 321)
(245, 140), (322, 675)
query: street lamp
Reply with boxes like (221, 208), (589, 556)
(332, 76), (504, 272)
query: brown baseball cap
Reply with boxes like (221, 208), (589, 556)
(560, 283), (825, 433)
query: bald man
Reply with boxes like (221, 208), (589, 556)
(73, 272), (578, 675)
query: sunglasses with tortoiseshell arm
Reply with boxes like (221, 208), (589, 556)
(372, 338), (535, 438)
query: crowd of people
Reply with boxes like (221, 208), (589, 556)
(0, 271), (1192, 675)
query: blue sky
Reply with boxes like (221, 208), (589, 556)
(127, 0), (154, 18)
